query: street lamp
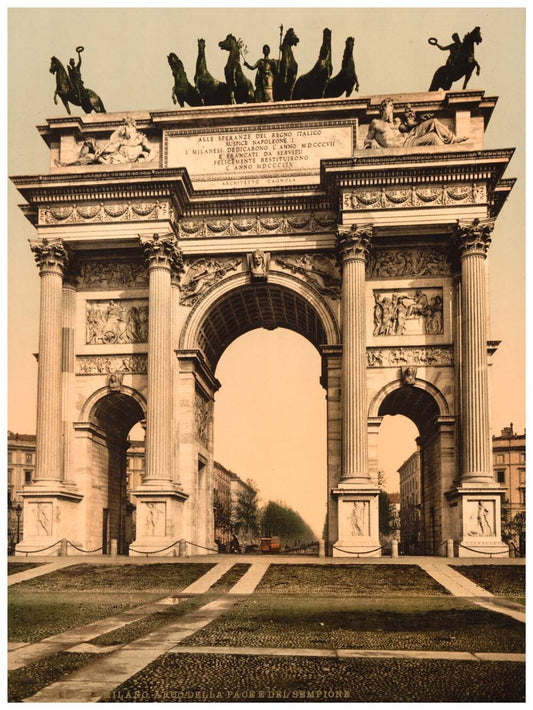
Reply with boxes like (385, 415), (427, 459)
(15, 504), (22, 543)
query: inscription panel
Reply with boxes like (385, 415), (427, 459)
(166, 121), (355, 189)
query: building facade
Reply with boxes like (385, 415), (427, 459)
(12, 90), (515, 556)
(398, 426), (525, 553)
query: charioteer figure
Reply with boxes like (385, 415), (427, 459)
(244, 44), (278, 102)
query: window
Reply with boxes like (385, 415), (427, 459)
(8, 468), (13, 484)
(24, 470), (32, 484)
(496, 470), (505, 484)
(496, 454), (504, 464)
(519, 488), (526, 505)
(25, 453), (33, 464)
(520, 452), (526, 463)
(8, 451), (12, 463)
(519, 468), (525, 485)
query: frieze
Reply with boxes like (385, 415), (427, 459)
(86, 299), (149, 344)
(367, 247), (450, 279)
(180, 257), (241, 306)
(176, 211), (337, 239)
(195, 391), (210, 446)
(78, 261), (148, 289)
(373, 288), (443, 336)
(39, 200), (170, 225)
(274, 253), (341, 298)
(366, 346), (453, 367)
(76, 355), (148, 375)
(343, 183), (486, 211)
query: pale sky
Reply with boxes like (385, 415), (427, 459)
(7, 4), (525, 536)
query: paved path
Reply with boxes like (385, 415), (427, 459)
(169, 645), (525, 663)
(24, 562), (271, 703)
(9, 561), (236, 671)
(418, 560), (526, 623)
(8, 560), (78, 587)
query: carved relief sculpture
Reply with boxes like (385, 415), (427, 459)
(176, 211), (337, 239)
(248, 249), (269, 280)
(275, 253), (341, 298)
(77, 355), (148, 375)
(144, 502), (165, 537)
(468, 500), (494, 537)
(344, 184), (486, 212)
(349, 501), (368, 536)
(367, 247), (450, 279)
(40, 201), (170, 226)
(373, 288), (443, 337)
(180, 257), (241, 306)
(108, 371), (123, 391)
(366, 346), (453, 368)
(86, 299), (149, 344)
(195, 392), (210, 446)
(78, 261), (148, 289)
(34, 503), (52, 536)
(401, 366), (418, 386)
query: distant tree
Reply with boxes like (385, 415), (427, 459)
(262, 500), (315, 547)
(378, 489), (396, 537)
(233, 480), (261, 538)
(213, 489), (231, 540)
(322, 513), (328, 541)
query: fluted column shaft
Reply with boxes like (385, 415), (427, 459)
(61, 280), (76, 484)
(30, 238), (68, 484)
(337, 225), (373, 483)
(141, 234), (183, 485)
(455, 219), (494, 483)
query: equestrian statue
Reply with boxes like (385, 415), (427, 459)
(167, 52), (202, 107)
(324, 36), (359, 98)
(292, 27), (332, 100)
(273, 26), (299, 101)
(194, 38), (232, 106)
(49, 46), (106, 114)
(218, 33), (255, 104)
(428, 26), (482, 91)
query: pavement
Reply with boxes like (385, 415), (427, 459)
(8, 555), (525, 703)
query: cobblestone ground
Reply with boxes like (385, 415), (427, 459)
(104, 654), (525, 703)
(451, 564), (525, 597)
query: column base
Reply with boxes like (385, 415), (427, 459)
(446, 485), (508, 559)
(129, 486), (190, 557)
(331, 486), (381, 557)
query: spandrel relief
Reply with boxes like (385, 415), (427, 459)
(367, 248), (450, 279)
(373, 288), (443, 337)
(275, 253), (341, 298)
(180, 257), (241, 306)
(86, 299), (149, 344)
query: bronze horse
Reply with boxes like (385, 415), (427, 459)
(273, 27), (299, 101)
(292, 28), (332, 100)
(429, 26), (482, 91)
(324, 36), (359, 98)
(194, 38), (232, 106)
(167, 52), (202, 107)
(218, 34), (254, 104)
(49, 56), (105, 114)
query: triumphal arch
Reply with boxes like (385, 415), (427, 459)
(13, 90), (514, 556)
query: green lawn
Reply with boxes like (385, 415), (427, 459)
(452, 565), (525, 599)
(255, 564), (449, 596)
(9, 562), (214, 592)
(8, 562), (43, 575)
(104, 655), (525, 703)
(180, 595), (525, 653)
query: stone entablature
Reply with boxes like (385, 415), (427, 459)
(344, 183), (487, 211)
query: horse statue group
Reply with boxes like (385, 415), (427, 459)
(168, 28), (359, 108)
(49, 27), (482, 114)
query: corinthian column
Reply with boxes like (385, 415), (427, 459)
(30, 238), (69, 485)
(141, 234), (184, 485)
(454, 218), (494, 483)
(336, 224), (373, 484)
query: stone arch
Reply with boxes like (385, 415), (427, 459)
(369, 377), (449, 428)
(80, 385), (147, 428)
(180, 270), (340, 371)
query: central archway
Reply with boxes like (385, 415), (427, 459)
(179, 274), (340, 552)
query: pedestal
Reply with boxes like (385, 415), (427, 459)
(129, 488), (189, 556)
(446, 486), (508, 557)
(331, 486), (381, 557)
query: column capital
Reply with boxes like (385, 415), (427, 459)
(140, 233), (184, 276)
(453, 218), (494, 259)
(29, 237), (69, 275)
(336, 224), (373, 263)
